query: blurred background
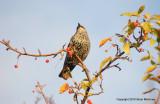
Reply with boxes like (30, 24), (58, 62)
(0, 0), (160, 104)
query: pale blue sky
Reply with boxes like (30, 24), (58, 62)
(0, 0), (160, 104)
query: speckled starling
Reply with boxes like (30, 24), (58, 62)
(59, 23), (90, 80)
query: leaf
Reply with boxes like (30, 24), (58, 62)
(59, 83), (69, 94)
(81, 81), (91, 90)
(142, 88), (156, 94)
(99, 38), (110, 47)
(119, 36), (125, 42)
(147, 51), (152, 60)
(123, 42), (130, 55)
(149, 23), (155, 27)
(152, 28), (160, 37)
(133, 43), (140, 47)
(121, 12), (141, 17)
(149, 77), (160, 83)
(138, 5), (145, 14)
(100, 57), (111, 69)
(159, 57), (160, 65)
(150, 38), (155, 46)
(125, 22), (136, 35)
(140, 56), (150, 61)
(155, 46), (160, 51)
(83, 78), (88, 81)
(155, 21), (160, 26)
(140, 22), (152, 33)
(150, 60), (156, 65)
(68, 70), (72, 78)
(142, 74), (153, 82)
(88, 92), (93, 96)
(145, 13), (150, 19)
(149, 15), (160, 21)
(146, 65), (157, 73)
(91, 77), (98, 83)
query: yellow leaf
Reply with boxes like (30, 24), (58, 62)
(149, 15), (160, 21)
(138, 5), (145, 14)
(100, 57), (111, 69)
(140, 56), (150, 61)
(150, 38), (155, 46)
(59, 83), (69, 94)
(91, 77), (98, 83)
(147, 51), (152, 60)
(140, 22), (152, 33)
(142, 74), (153, 82)
(99, 38), (110, 47)
(123, 42), (130, 55)
(149, 77), (160, 83)
(121, 12), (141, 17)
(146, 65), (157, 73)
(155, 21), (160, 26)
(149, 23), (154, 27)
(145, 13), (150, 19)
(119, 36), (125, 42)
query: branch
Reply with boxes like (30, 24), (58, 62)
(0, 39), (68, 59)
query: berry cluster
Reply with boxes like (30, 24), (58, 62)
(87, 99), (92, 104)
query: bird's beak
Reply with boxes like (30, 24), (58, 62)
(78, 23), (81, 27)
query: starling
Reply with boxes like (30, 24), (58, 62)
(59, 23), (90, 80)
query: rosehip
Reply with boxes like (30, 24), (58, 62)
(133, 22), (138, 26)
(109, 56), (112, 59)
(87, 99), (91, 104)
(159, 28), (160, 31)
(14, 65), (18, 68)
(67, 76), (70, 79)
(68, 90), (72, 94)
(105, 50), (108, 52)
(66, 47), (71, 51)
(136, 19), (139, 23)
(127, 35), (130, 38)
(69, 52), (72, 57)
(139, 48), (143, 51)
(32, 90), (35, 93)
(100, 74), (103, 79)
(46, 59), (49, 63)
(112, 44), (116, 47)
(109, 38), (112, 41)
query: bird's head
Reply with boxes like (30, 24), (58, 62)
(76, 23), (86, 33)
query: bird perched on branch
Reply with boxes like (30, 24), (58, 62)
(59, 23), (90, 80)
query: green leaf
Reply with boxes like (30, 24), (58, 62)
(119, 36), (125, 42)
(155, 46), (160, 51)
(121, 12), (141, 17)
(142, 74), (153, 82)
(138, 5), (145, 14)
(140, 56), (150, 61)
(150, 60), (156, 65)
(149, 15), (160, 21)
(146, 64), (157, 73)
(81, 81), (91, 90)
(83, 78), (88, 81)
(67, 70), (72, 78)
(150, 38), (155, 46)
(140, 22), (152, 33)
(123, 42), (130, 55)
(151, 28), (160, 37)
(133, 43), (140, 47)
(155, 21), (160, 26)
(100, 57), (111, 69)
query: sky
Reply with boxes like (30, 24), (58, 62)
(0, 0), (160, 104)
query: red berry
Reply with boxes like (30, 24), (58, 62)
(136, 19), (139, 23)
(100, 74), (103, 79)
(127, 35), (130, 38)
(109, 56), (112, 59)
(136, 39), (138, 41)
(66, 47), (71, 51)
(69, 52), (72, 57)
(68, 90), (72, 94)
(67, 76), (70, 79)
(14, 65), (18, 68)
(139, 48), (143, 51)
(32, 90), (35, 93)
(134, 22), (138, 26)
(159, 28), (160, 31)
(112, 44), (116, 47)
(129, 19), (131, 22)
(138, 31), (141, 33)
(46, 59), (49, 63)
(87, 99), (91, 104)
(105, 50), (108, 52)
(109, 38), (112, 41)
